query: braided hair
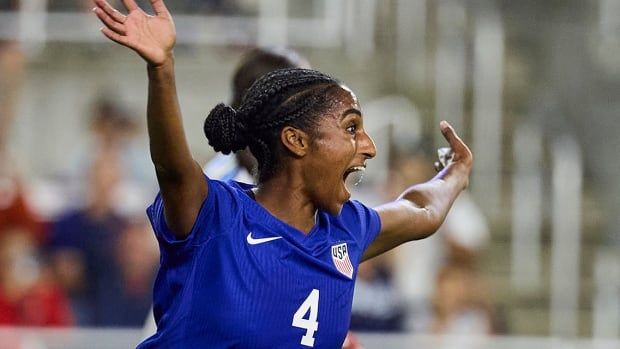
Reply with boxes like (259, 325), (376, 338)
(204, 68), (342, 182)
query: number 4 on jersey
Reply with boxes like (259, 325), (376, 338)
(292, 289), (319, 347)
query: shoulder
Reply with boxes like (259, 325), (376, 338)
(331, 200), (382, 249)
(146, 177), (250, 251)
(339, 200), (378, 222)
(327, 200), (381, 234)
(207, 178), (254, 205)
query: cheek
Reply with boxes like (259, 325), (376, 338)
(315, 131), (354, 156)
(313, 139), (351, 174)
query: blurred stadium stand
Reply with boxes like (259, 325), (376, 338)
(0, 0), (619, 346)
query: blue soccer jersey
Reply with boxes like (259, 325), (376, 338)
(137, 178), (381, 349)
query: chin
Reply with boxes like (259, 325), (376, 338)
(328, 193), (350, 216)
(326, 203), (345, 216)
(319, 184), (350, 216)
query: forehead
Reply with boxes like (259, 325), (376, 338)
(322, 85), (359, 116)
(336, 84), (358, 105)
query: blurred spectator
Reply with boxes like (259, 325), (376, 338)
(89, 98), (137, 151)
(0, 0), (25, 149)
(0, 7), (73, 327)
(0, 228), (73, 326)
(350, 256), (405, 332)
(50, 116), (158, 327)
(47, 150), (128, 325)
(88, 97), (152, 183)
(441, 192), (490, 267)
(385, 151), (492, 332)
(0, 41), (24, 163)
(95, 219), (158, 326)
(67, 96), (155, 216)
(431, 264), (493, 335)
(0, 177), (45, 243)
(0, 8), (27, 221)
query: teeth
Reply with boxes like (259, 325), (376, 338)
(348, 166), (366, 174)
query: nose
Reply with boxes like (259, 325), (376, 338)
(359, 131), (377, 160)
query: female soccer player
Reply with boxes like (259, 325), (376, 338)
(93, 0), (473, 348)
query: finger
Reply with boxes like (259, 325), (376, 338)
(94, 0), (126, 23)
(94, 7), (126, 35)
(149, 0), (169, 16)
(439, 120), (467, 153)
(121, 0), (139, 12)
(100, 26), (131, 47)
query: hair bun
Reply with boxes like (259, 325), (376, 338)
(203, 103), (248, 154)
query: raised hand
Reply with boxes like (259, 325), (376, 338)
(93, 0), (175, 66)
(436, 120), (473, 186)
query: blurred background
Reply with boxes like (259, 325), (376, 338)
(1, 0), (619, 348)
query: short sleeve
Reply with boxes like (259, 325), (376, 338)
(340, 200), (382, 254)
(146, 178), (242, 254)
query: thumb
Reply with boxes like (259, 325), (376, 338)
(440, 121), (465, 152)
(439, 121), (473, 167)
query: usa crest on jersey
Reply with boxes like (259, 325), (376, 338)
(331, 243), (354, 279)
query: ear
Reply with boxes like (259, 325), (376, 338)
(280, 126), (310, 157)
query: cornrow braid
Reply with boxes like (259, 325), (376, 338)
(239, 69), (338, 123)
(255, 93), (318, 131)
(204, 68), (343, 182)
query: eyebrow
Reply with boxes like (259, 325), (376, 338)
(340, 108), (362, 121)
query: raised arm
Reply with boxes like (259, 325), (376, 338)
(362, 121), (473, 261)
(94, 0), (206, 238)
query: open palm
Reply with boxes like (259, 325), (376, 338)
(94, 0), (175, 66)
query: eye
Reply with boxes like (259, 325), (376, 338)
(346, 123), (357, 134)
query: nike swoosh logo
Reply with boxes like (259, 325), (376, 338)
(246, 233), (282, 245)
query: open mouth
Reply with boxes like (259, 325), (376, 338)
(343, 165), (366, 187)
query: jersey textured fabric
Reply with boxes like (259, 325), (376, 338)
(137, 178), (381, 349)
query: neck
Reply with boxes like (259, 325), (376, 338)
(253, 173), (317, 234)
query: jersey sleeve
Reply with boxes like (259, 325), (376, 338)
(342, 200), (382, 254)
(146, 177), (242, 254)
